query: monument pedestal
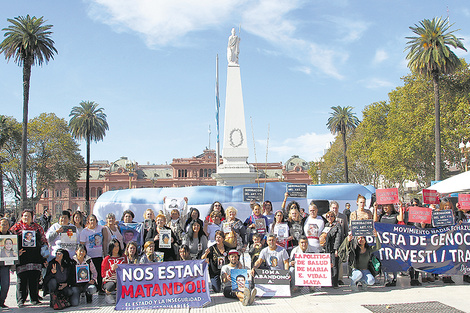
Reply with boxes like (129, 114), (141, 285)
(213, 54), (256, 186)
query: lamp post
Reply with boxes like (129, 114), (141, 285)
(459, 141), (470, 171)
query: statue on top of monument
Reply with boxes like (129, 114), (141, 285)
(227, 27), (240, 65)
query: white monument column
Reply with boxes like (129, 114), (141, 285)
(213, 28), (257, 186)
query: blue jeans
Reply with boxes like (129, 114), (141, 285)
(0, 266), (10, 305)
(211, 275), (221, 293)
(351, 269), (375, 286)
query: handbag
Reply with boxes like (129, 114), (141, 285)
(368, 255), (381, 277)
(223, 230), (238, 248)
(50, 291), (71, 310)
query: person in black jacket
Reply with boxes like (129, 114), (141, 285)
(322, 211), (343, 288)
(145, 214), (178, 261)
(43, 249), (80, 306)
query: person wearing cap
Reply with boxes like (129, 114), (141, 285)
(220, 249), (256, 306)
(252, 234), (289, 275)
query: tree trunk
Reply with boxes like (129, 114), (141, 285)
(85, 134), (90, 215)
(342, 128), (349, 183)
(433, 72), (441, 181)
(21, 60), (32, 213)
(0, 162), (4, 215)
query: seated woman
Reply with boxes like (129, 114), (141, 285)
(139, 241), (161, 264)
(201, 230), (229, 293)
(44, 249), (80, 307)
(102, 239), (127, 304)
(182, 220), (208, 259)
(125, 241), (140, 264)
(338, 231), (381, 290)
(72, 244), (98, 303)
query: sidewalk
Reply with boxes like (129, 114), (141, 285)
(4, 274), (469, 312)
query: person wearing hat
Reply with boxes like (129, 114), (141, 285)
(220, 250), (256, 306)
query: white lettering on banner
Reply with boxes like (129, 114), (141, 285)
(122, 264), (204, 282)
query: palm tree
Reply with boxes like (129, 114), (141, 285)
(0, 15), (57, 210)
(69, 101), (109, 214)
(326, 106), (360, 183)
(405, 17), (466, 181)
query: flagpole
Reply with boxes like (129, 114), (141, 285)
(215, 54), (220, 170)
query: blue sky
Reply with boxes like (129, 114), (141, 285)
(1, 0), (469, 166)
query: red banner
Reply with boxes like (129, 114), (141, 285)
(407, 206), (432, 224)
(376, 188), (399, 205)
(422, 189), (439, 204)
(458, 194), (470, 211)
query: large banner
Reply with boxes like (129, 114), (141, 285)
(116, 260), (210, 310)
(374, 222), (470, 275)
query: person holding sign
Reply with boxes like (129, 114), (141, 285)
(204, 211), (223, 247)
(350, 195), (373, 223)
(79, 214), (104, 294)
(244, 203), (269, 244)
(0, 218), (13, 308)
(224, 207), (246, 251)
(10, 209), (48, 307)
(289, 235), (314, 292)
(139, 241), (161, 263)
(43, 249), (80, 307)
(322, 212), (343, 288)
(72, 244), (98, 303)
(373, 203), (403, 287)
(338, 231), (381, 291)
(46, 210), (79, 259)
(201, 230), (230, 293)
(269, 210), (289, 249)
(303, 203), (325, 252)
(221, 250), (256, 306)
(146, 214), (178, 261)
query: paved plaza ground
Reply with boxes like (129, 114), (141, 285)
(3, 273), (469, 313)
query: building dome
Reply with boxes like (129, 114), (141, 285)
(109, 157), (136, 173)
(285, 155), (309, 172)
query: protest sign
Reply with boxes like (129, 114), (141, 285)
(159, 229), (172, 249)
(407, 207), (432, 224)
(458, 194), (470, 211)
(243, 187), (264, 202)
(254, 269), (290, 297)
(432, 210), (455, 227)
(422, 189), (439, 204)
(294, 253), (331, 287)
(374, 222), (470, 275)
(286, 184), (307, 198)
(76, 264), (90, 283)
(254, 219), (267, 234)
(350, 219), (374, 237)
(231, 269), (249, 292)
(120, 223), (143, 247)
(22, 230), (36, 248)
(376, 188), (399, 205)
(0, 235), (18, 265)
(116, 260), (210, 310)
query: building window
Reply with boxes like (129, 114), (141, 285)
(78, 187), (84, 197)
(97, 188), (103, 197)
(43, 189), (49, 198)
(91, 187), (96, 198)
(200, 169), (203, 177)
(204, 169), (208, 177)
(55, 189), (62, 198)
(208, 169), (212, 176)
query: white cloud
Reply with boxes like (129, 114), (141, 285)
(292, 66), (311, 75)
(87, 0), (351, 79)
(373, 49), (388, 64)
(325, 16), (371, 43)
(256, 132), (334, 162)
(362, 77), (394, 89)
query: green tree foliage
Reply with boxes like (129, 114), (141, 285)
(405, 17), (467, 180)
(0, 15), (57, 209)
(0, 113), (84, 210)
(69, 101), (109, 213)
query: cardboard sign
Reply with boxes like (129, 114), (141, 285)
(286, 184), (308, 198)
(350, 219), (374, 237)
(159, 229), (172, 248)
(294, 253), (331, 287)
(422, 189), (439, 204)
(376, 188), (399, 204)
(231, 269), (249, 292)
(76, 264), (90, 283)
(458, 194), (470, 211)
(254, 218), (267, 234)
(432, 210), (455, 227)
(407, 206), (432, 224)
(243, 187), (264, 202)
(254, 269), (291, 297)
(0, 235), (19, 265)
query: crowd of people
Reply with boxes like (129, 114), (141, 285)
(0, 193), (468, 309)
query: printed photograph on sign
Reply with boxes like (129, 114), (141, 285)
(159, 229), (172, 248)
(222, 222), (232, 233)
(0, 235), (18, 264)
(120, 223), (143, 246)
(231, 268), (249, 292)
(155, 252), (164, 262)
(76, 264), (90, 283)
(22, 230), (36, 248)
(60, 225), (78, 244)
(255, 218), (266, 234)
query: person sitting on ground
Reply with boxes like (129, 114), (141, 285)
(124, 241), (140, 264)
(72, 244), (98, 303)
(201, 230), (229, 293)
(252, 234), (289, 274)
(221, 250), (256, 306)
(178, 245), (191, 261)
(338, 231), (381, 291)
(44, 249), (80, 307)
(139, 241), (161, 264)
(289, 235), (314, 292)
(102, 239), (127, 304)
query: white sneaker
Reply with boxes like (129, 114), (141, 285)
(248, 288), (257, 305)
(242, 288), (250, 306)
(105, 294), (115, 304)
